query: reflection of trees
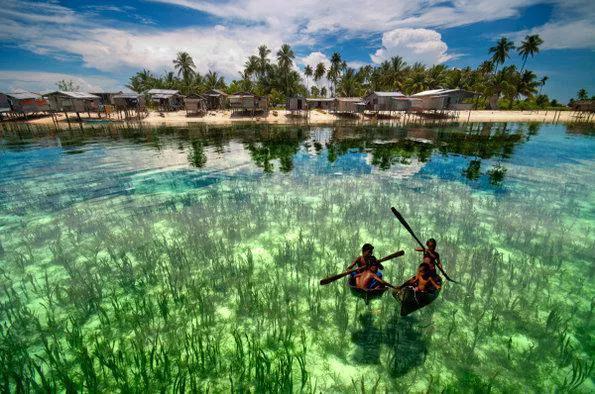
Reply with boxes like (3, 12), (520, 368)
(188, 140), (207, 168)
(463, 159), (482, 180)
(246, 137), (302, 173)
(487, 164), (507, 186)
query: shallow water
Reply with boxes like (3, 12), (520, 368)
(0, 122), (593, 392)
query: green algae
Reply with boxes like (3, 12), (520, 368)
(0, 122), (593, 392)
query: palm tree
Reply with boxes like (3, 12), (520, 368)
(337, 68), (362, 97)
(204, 71), (226, 90)
(538, 76), (548, 94)
(327, 52), (343, 96)
(244, 55), (259, 84)
(489, 37), (515, 72)
(277, 44), (296, 96)
(314, 62), (326, 93)
(304, 65), (313, 93)
(511, 70), (539, 107)
(518, 34), (543, 72)
(320, 86), (328, 97)
(173, 52), (196, 83)
(257, 45), (271, 81)
(577, 88), (588, 100)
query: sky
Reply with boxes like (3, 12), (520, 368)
(0, 0), (593, 102)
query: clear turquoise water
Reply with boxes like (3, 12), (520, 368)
(0, 122), (593, 392)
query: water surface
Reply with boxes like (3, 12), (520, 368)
(1, 122), (593, 392)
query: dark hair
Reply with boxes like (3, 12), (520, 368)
(426, 238), (437, 247)
(362, 243), (374, 253)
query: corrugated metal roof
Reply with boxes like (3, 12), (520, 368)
(147, 89), (179, 95)
(113, 93), (140, 99)
(46, 91), (100, 99)
(411, 89), (446, 97)
(373, 91), (404, 97)
(336, 97), (362, 102)
(6, 91), (42, 100)
(306, 98), (334, 102)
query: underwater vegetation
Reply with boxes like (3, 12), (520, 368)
(0, 122), (593, 392)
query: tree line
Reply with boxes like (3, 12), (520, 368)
(125, 34), (585, 109)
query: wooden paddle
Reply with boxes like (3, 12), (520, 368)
(319, 250), (405, 286)
(390, 207), (460, 284)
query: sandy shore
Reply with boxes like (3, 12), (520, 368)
(20, 109), (592, 127)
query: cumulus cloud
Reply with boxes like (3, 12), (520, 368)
(371, 28), (452, 65)
(0, 71), (123, 93)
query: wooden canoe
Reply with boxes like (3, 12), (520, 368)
(347, 276), (388, 303)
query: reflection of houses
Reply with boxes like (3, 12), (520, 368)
(4, 91), (50, 115)
(229, 92), (268, 113)
(306, 98), (334, 111)
(334, 97), (364, 114)
(410, 89), (477, 110)
(363, 91), (405, 112)
(45, 91), (100, 113)
(146, 89), (184, 111)
(203, 89), (227, 110)
(184, 94), (207, 116)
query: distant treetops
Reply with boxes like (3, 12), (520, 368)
(125, 33), (568, 109)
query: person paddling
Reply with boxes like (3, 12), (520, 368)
(346, 243), (375, 273)
(355, 261), (395, 290)
(414, 238), (453, 284)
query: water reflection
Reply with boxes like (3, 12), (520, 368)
(0, 122), (545, 191)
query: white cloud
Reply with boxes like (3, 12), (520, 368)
(513, 20), (595, 50)
(0, 71), (123, 93)
(371, 28), (452, 65)
(299, 52), (331, 69)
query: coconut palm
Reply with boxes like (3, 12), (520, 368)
(277, 44), (296, 96)
(518, 34), (543, 72)
(327, 52), (343, 96)
(538, 76), (548, 94)
(173, 52), (196, 83)
(577, 89), (588, 100)
(204, 71), (226, 90)
(337, 68), (363, 97)
(244, 55), (259, 84)
(304, 65), (313, 92)
(489, 37), (515, 72)
(314, 62), (326, 92)
(257, 45), (271, 81)
(320, 86), (327, 97)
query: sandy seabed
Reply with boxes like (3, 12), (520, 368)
(20, 109), (593, 128)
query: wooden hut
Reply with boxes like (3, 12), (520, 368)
(363, 91), (405, 112)
(411, 89), (477, 111)
(146, 89), (184, 111)
(112, 92), (146, 118)
(228, 92), (268, 114)
(571, 100), (595, 112)
(45, 91), (101, 122)
(184, 94), (207, 116)
(306, 98), (334, 110)
(91, 92), (122, 106)
(286, 96), (308, 111)
(203, 89), (228, 110)
(5, 91), (50, 115)
(334, 97), (364, 114)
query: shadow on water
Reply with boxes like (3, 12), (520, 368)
(350, 308), (428, 377)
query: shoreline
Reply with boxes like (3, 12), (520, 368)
(7, 109), (594, 128)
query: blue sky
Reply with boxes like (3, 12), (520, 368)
(0, 0), (593, 102)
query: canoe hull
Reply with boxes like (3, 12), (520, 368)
(347, 277), (388, 303)
(393, 286), (439, 316)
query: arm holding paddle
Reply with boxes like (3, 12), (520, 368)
(391, 207), (460, 284)
(320, 250), (405, 286)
